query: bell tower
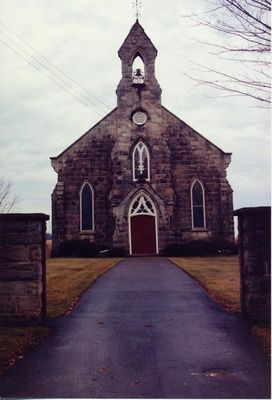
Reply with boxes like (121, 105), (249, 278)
(116, 20), (162, 113)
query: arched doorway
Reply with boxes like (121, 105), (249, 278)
(129, 193), (158, 255)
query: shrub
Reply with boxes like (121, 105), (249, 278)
(210, 237), (239, 255)
(57, 240), (101, 258)
(162, 238), (238, 257)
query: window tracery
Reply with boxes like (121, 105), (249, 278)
(132, 141), (150, 181)
(129, 194), (155, 216)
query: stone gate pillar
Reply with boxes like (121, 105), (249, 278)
(0, 213), (49, 325)
(234, 207), (271, 323)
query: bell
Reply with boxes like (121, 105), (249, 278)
(135, 68), (143, 76)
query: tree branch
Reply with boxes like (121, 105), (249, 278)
(0, 178), (18, 213)
(184, 0), (271, 105)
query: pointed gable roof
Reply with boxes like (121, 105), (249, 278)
(118, 20), (157, 60)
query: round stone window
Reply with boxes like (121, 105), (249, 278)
(132, 111), (147, 126)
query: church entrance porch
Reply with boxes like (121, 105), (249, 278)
(128, 193), (158, 255)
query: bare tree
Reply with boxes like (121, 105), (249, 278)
(0, 178), (18, 213)
(186, 0), (271, 105)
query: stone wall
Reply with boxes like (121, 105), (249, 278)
(234, 207), (271, 324)
(0, 213), (49, 325)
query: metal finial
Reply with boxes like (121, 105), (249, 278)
(133, 0), (142, 21)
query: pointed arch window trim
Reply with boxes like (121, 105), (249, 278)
(79, 181), (94, 232)
(129, 193), (156, 217)
(190, 179), (206, 229)
(132, 141), (151, 181)
(131, 50), (146, 64)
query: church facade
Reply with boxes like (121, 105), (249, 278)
(51, 21), (234, 255)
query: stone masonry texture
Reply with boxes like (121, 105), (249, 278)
(51, 21), (234, 254)
(0, 213), (49, 325)
(234, 207), (271, 324)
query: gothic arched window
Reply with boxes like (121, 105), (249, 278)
(80, 182), (94, 231)
(132, 141), (150, 181)
(191, 179), (206, 229)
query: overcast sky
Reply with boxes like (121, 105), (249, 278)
(0, 0), (270, 233)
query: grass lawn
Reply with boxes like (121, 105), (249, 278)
(170, 256), (240, 312)
(46, 258), (121, 319)
(0, 258), (121, 374)
(170, 256), (270, 355)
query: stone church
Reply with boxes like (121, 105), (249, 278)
(51, 20), (234, 255)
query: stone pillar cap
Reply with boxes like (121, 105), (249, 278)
(234, 206), (271, 216)
(0, 213), (50, 221)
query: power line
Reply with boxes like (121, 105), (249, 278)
(0, 28), (111, 117)
(0, 39), (97, 112)
(0, 20), (113, 112)
(0, 22), (134, 132)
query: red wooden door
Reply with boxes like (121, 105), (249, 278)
(131, 215), (156, 254)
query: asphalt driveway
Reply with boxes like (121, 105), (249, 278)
(0, 257), (270, 398)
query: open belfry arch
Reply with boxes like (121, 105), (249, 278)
(51, 20), (234, 255)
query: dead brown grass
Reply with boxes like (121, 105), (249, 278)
(46, 239), (52, 258)
(170, 256), (270, 356)
(0, 258), (121, 374)
(46, 258), (121, 318)
(251, 325), (271, 355)
(170, 256), (240, 312)
(0, 326), (51, 373)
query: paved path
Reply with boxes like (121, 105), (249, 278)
(0, 258), (270, 398)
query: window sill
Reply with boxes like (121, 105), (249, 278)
(80, 231), (95, 234)
(191, 228), (208, 232)
(133, 179), (151, 183)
